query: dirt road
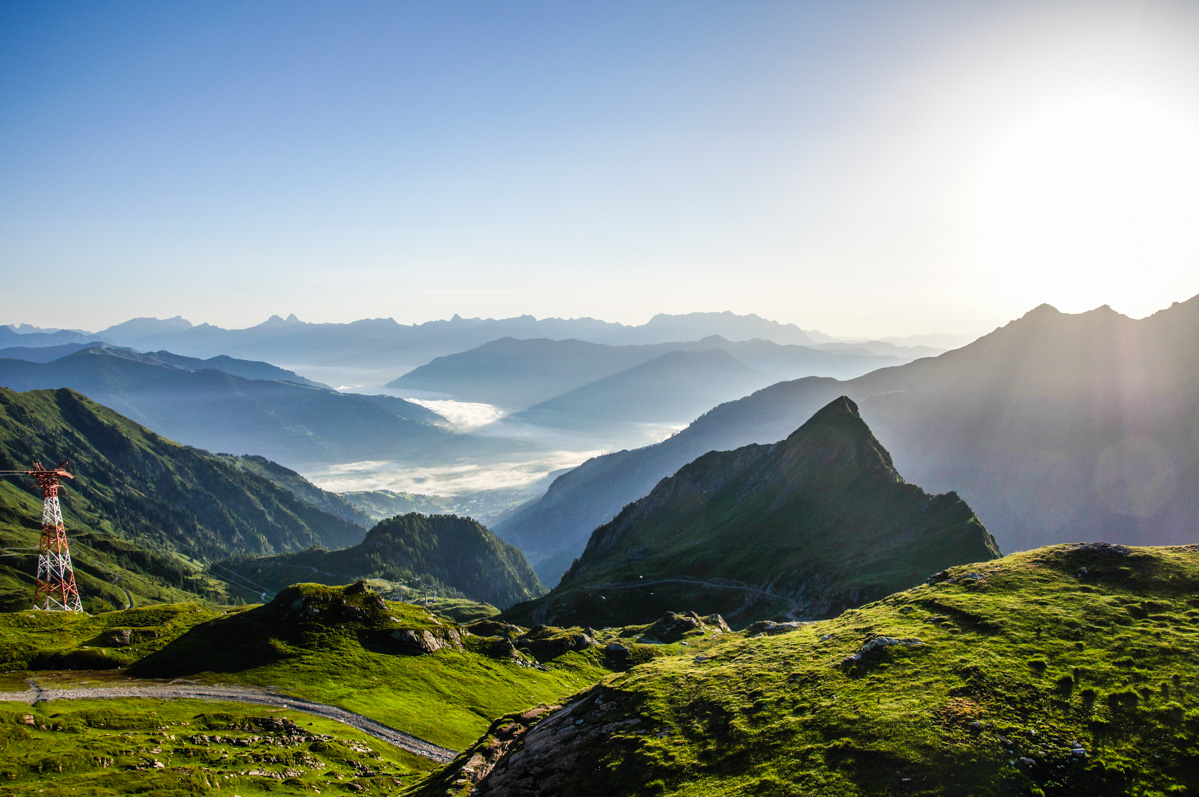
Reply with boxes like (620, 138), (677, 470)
(0, 682), (458, 764)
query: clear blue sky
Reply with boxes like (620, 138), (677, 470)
(3, 1), (1198, 338)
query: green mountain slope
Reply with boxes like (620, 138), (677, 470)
(425, 543), (1199, 797)
(506, 397), (998, 628)
(0, 387), (366, 610)
(224, 513), (545, 609)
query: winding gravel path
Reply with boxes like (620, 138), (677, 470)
(0, 683), (457, 764)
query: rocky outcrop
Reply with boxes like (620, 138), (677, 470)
(414, 688), (642, 797)
(390, 627), (464, 655)
(638, 611), (730, 643)
(514, 626), (596, 662)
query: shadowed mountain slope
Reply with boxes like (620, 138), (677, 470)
(389, 336), (905, 410)
(510, 349), (775, 432)
(504, 397), (998, 628)
(497, 297), (1199, 584)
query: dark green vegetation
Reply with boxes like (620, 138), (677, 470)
(0, 346), (452, 468)
(506, 397), (999, 628)
(0, 698), (438, 795)
(0, 387), (365, 610)
(425, 544), (1199, 797)
(128, 583), (607, 750)
(498, 297), (1199, 583)
(225, 513), (545, 609)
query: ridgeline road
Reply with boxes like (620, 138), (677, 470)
(0, 683), (458, 764)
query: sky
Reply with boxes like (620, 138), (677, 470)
(2, 0), (1198, 340)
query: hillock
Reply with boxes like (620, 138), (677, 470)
(128, 582), (605, 749)
(224, 513), (545, 609)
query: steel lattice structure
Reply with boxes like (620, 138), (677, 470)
(16, 462), (83, 612)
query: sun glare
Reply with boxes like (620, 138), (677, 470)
(975, 94), (1199, 315)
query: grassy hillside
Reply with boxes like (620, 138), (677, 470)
(0, 602), (221, 679)
(506, 397), (998, 628)
(224, 513), (545, 609)
(128, 583), (606, 750)
(0, 387), (366, 610)
(423, 544), (1199, 796)
(0, 698), (438, 795)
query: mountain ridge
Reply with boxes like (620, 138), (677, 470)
(496, 297), (1199, 583)
(505, 396), (998, 628)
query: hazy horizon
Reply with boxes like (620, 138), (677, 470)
(3, 1), (1197, 340)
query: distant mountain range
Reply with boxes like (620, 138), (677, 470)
(0, 342), (328, 387)
(3, 312), (940, 385)
(498, 296), (1199, 584)
(504, 397), (998, 627)
(389, 335), (908, 410)
(0, 346), (467, 469)
(224, 513), (545, 609)
(510, 349), (775, 432)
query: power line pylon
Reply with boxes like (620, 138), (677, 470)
(28, 461), (83, 612)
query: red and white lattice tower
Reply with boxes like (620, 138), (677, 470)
(29, 461), (83, 612)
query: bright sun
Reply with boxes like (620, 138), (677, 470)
(975, 94), (1199, 315)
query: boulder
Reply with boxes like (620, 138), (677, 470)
(390, 628), (444, 655)
(639, 611), (731, 643)
(744, 620), (807, 637)
(515, 626), (596, 662)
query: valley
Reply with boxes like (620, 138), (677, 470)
(0, 300), (1195, 795)
(7, 4), (1199, 792)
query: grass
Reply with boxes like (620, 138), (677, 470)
(422, 544), (1199, 796)
(123, 583), (610, 750)
(0, 698), (438, 795)
(0, 602), (223, 673)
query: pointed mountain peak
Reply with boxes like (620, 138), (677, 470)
(811, 394), (859, 419)
(787, 395), (863, 438)
(1023, 303), (1061, 319)
(781, 395), (895, 474)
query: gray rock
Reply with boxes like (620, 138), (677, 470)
(744, 620), (807, 638)
(860, 636), (923, 654)
(100, 628), (132, 647)
(390, 628), (442, 654)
